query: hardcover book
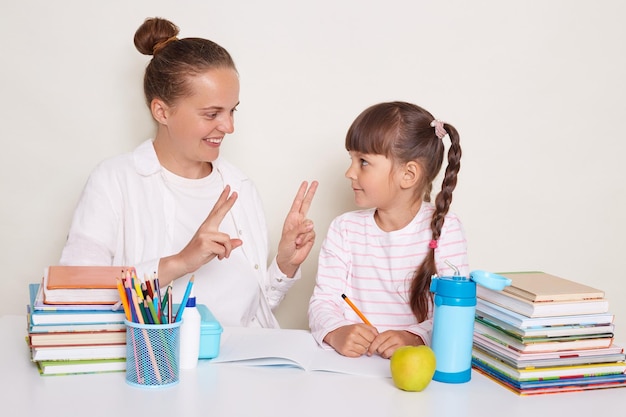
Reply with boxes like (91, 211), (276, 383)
(29, 329), (127, 347)
(472, 343), (626, 369)
(472, 347), (626, 382)
(43, 265), (129, 305)
(476, 286), (609, 318)
(36, 358), (126, 376)
(472, 359), (626, 395)
(474, 312), (615, 340)
(476, 298), (615, 328)
(498, 271), (604, 302)
(29, 321), (126, 334)
(32, 283), (115, 312)
(28, 284), (125, 326)
(31, 344), (126, 361)
(473, 322), (614, 353)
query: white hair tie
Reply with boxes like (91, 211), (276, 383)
(430, 119), (447, 140)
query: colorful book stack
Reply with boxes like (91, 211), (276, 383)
(26, 266), (130, 376)
(471, 271), (626, 395)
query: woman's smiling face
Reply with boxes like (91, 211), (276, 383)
(154, 67), (240, 177)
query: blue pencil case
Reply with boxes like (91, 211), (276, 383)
(196, 304), (223, 359)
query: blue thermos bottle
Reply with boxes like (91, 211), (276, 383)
(430, 270), (511, 383)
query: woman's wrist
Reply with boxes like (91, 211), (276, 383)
(276, 258), (298, 278)
(157, 254), (187, 286)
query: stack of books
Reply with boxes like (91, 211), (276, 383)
(471, 271), (626, 395)
(26, 266), (129, 376)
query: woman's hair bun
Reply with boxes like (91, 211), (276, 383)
(133, 17), (180, 56)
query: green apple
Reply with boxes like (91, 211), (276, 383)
(390, 345), (436, 392)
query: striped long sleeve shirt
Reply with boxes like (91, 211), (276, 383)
(308, 203), (469, 347)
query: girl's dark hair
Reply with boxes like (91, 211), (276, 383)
(133, 17), (237, 106)
(345, 101), (462, 322)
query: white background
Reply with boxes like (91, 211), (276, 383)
(1, 1), (624, 341)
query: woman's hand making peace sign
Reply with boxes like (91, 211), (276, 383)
(158, 181), (318, 285)
(276, 180), (319, 278)
(158, 185), (242, 285)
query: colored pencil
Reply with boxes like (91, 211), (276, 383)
(115, 277), (131, 321)
(168, 284), (173, 324)
(175, 275), (195, 323)
(153, 274), (162, 317)
(160, 284), (171, 323)
(145, 275), (154, 299)
(143, 300), (154, 324)
(341, 293), (373, 326)
(125, 280), (138, 322)
(133, 275), (144, 301)
(130, 287), (162, 382)
(146, 295), (160, 324)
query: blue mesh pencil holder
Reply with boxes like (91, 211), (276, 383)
(125, 320), (181, 388)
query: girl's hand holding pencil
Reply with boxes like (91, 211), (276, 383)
(322, 294), (379, 358)
(325, 293), (424, 359)
(323, 323), (378, 358)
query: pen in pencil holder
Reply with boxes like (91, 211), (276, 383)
(125, 320), (181, 388)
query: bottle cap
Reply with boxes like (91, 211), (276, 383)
(470, 270), (512, 290)
(430, 276), (475, 299)
(186, 296), (196, 307)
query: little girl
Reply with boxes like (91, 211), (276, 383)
(308, 101), (469, 359)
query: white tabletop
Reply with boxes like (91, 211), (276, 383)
(1, 315), (623, 417)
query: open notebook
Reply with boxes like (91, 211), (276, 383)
(206, 326), (391, 378)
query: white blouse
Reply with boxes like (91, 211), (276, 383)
(60, 139), (299, 328)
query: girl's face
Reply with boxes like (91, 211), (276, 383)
(345, 151), (403, 209)
(154, 67), (240, 177)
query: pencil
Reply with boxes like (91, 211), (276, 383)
(124, 280), (138, 322)
(128, 319), (143, 384)
(132, 289), (149, 324)
(124, 269), (134, 299)
(146, 295), (160, 324)
(133, 275), (144, 301)
(167, 284), (172, 324)
(153, 273), (161, 299)
(115, 277), (131, 321)
(159, 285), (170, 323)
(341, 293), (373, 326)
(130, 288), (162, 382)
(130, 290), (144, 325)
(175, 275), (195, 323)
(143, 299), (154, 324)
(153, 273), (161, 317)
(144, 274), (154, 299)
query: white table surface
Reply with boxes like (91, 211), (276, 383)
(2, 315), (623, 417)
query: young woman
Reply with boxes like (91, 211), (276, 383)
(60, 17), (318, 328)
